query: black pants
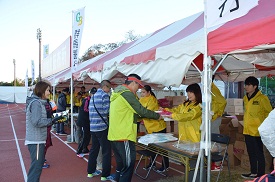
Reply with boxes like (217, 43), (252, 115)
(77, 122), (91, 154)
(111, 140), (136, 182)
(245, 135), (265, 176)
(87, 129), (111, 178)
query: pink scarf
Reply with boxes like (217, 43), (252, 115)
(84, 96), (91, 112)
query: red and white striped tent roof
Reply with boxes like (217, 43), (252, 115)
(58, 0), (275, 87)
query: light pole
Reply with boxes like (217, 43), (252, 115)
(13, 59), (16, 86)
(37, 28), (42, 81)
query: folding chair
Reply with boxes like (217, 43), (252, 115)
(211, 133), (231, 182)
(134, 150), (158, 180)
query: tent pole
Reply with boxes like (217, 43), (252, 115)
(212, 54), (229, 74)
(191, 62), (202, 75)
(202, 1), (212, 181)
(193, 1), (212, 181)
(70, 74), (74, 142)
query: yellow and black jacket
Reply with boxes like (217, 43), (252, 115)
(243, 90), (272, 136)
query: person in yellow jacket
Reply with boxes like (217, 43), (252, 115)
(241, 76), (272, 180)
(163, 83), (202, 142)
(139, 85), (169, 172)
(73, 92), (82, 113)
(210, 78), (227, 171)
(139, 85), (166, 134)
(211, 80), (227, 134)
(66, 92), (71, 104)
(80, 86), (89, 98)
(108, 74), (161, 182)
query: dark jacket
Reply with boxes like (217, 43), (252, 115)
(77, 96), (90, 127)
(57, 92), (67, 112)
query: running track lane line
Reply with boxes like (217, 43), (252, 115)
(10, 104), (184, 176)
(51, 132), (184, 175)
(10, 115), (27, 182)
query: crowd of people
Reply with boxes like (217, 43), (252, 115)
(25, 75), (275, 181)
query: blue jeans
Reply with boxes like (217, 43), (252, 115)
(55, 122), (64, 133)
(27, 144), (45, 182)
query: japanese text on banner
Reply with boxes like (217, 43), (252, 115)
(71, 7), (85, 71)
(206, 0), (258, 28)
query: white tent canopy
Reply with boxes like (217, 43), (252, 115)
(48, 0), (275, 89)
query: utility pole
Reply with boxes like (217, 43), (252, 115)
(13, 59), (16, 86)
(37, 28), (42, 81)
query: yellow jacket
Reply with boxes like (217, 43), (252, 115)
(165, 101), (202, 142)
(66, 94), (71, 104)
(211, 83), (227, 121)
(49, 94), (53, 101)
(139, 95), (166, 134)
(243, 91), (272, 136)
(74, 96), (82, 107)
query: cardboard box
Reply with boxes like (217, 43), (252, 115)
(221, 117), (232, 124)
(238, 121), (244, 134)
(172, 96), (186, 106)
(166, 125), (171, 133)
(224, 115), (244, 129)
(244, 144), (248, 155)
(229, 133), (237, 144)
(264, 146), (273, 173)
(226, 112), (244, 116)
(233, 141), (246, 160)
(220, 124), (233, 133)
(241, 154), (250, 170)
(235, 133), (245, 142)
(159, 97), (172, 108)
(164, 120), (175, 134)
(219, 124), (237, 144)
(226, 105), (244, 113)
(164, 96), (173, 100)
(226, 98), (243, 106)
(235, 115), (244, 121)
(226, 144), (241, 168)
(229, 119), (239, 128)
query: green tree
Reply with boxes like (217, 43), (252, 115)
(79, 30), (141, 63)
(260, 76), (275, 95)
(0, 81), (13, 86)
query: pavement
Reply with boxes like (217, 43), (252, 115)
(0, 103), (185, 182)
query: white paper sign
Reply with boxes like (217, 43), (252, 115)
(206, 0), (259, 28)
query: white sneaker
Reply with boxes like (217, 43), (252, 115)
(101, 174), (116, 181)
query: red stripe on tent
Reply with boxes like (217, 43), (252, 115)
(157, 13), (204, 48)
(122, 49), (156, 64)
(74, 41), (137, 74)
(254, 65), (275, 71)
(122, 13), (204, 65)
(208, 0), (275, 55)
